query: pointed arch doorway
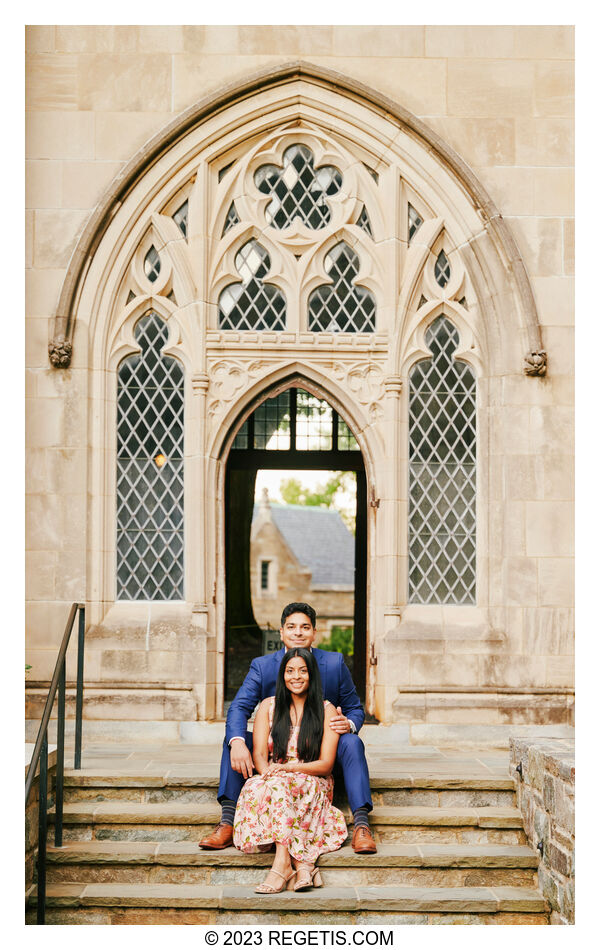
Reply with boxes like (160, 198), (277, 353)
(224, 384), (367, 702)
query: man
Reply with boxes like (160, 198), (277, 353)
(199, 602), (377, 853)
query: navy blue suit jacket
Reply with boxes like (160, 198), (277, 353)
(225, 648), (365, 745)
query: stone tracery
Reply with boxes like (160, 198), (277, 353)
(254, 143), (342, 230)
(53, 64), (549, 674)
(218, 240), (287, 331)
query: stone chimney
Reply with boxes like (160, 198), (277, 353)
(258, 486), (272, 522)
(251, 485), (273, 541)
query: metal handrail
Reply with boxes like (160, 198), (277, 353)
(25, 602), (86, 925)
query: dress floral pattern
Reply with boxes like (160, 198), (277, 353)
(233, 698), (347, 863)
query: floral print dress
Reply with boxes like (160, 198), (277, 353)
(233, 698), (347, 863)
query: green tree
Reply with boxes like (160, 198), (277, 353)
(279, 472), (355, 531)
(319, 626), (354, 657)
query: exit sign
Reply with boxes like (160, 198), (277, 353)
(262, 630), (283, 654)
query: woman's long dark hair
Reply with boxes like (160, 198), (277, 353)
(271, 648), (324, 763)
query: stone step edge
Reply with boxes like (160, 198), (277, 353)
(26, 883), (549, 913)
(45, 841), (539, 868)
(49, 804), (523, 828)
(63, 771), (515, 791)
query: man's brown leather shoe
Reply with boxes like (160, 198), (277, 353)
(352, 825), (377, 854)
(198, 823), (234, 850)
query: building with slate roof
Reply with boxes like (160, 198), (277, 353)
(250, 488), (355, 637)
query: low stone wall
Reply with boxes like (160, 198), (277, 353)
(510, 735), (574, 924)
(25, 745), (57, 893)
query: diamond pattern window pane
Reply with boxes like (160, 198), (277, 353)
(308, 242), (376, 332)
(117, 312), (184, 600)
(296, 390), (333, 450)
(254, 391), (291, 449)
(357, 205), (373, 237)
(408, 315), (476, 605)
(434, 250), (451, 288)
(408, 204), (423, 243)
(254, 144), (342, 230)
(222, 201), (240, 235)
(172, 201), (188, 238)
(144, 245), (161, 283)
(219, 239), (286, 331)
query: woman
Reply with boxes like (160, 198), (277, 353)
(233, 647), (347, 893)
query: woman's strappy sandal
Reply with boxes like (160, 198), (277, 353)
(254, 868), (297, 894)
(293, 864), (323, 891)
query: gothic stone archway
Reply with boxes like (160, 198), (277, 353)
(47, 63), (557, 726)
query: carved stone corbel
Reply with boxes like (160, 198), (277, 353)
(524, 350), (547, 377)
(48, 337), (73, 369)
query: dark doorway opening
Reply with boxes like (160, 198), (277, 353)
(225, 386), (367, 701)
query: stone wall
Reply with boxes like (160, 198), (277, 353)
(25, 746), (57, 893)
(26, 26), (574, 723)
(510, 735), (574, 924)
(250, 515), (354, 634)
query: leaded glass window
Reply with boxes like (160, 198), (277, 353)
(357, 205), (373, 237)
(144, 246), (161, 283)
(408, 316), (476, 605)
(232, 420), (249, 449)
(231, 388), (359, 453)
(172, 201), (188, 238)
(308, 242), (376, 332)
(434, 250), (451, 288)
(254, 144), (342, 230)
(337, 418), (360, 451)
(219, 239), (286, 330)
(116, 313), (184, 600)
(253, 391), (291, 449)
(222, 201), (240, 235)
(218, 161), (234, 182)
(296, 390), (333, 450)
(408, 204), (423, 243)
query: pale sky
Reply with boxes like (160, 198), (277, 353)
(254, 469), (356, 523)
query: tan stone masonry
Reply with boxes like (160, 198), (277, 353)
(25, 27), (574, 730)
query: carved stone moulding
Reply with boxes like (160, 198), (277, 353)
(205, 354), (388, 428)
(205, 329), (389, 348)
(524, 350), (547, 377)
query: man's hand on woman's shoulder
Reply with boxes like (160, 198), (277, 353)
(328, 705), (352, 734)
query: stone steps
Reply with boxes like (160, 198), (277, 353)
(62, 770), (516, 807)
(48, 801), (527, 846)
(45, 840), (539, 888)
(27, 760), (550, 924)
(25, 882), (549, 925)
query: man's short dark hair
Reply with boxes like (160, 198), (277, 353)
(280, 602), (316, 628)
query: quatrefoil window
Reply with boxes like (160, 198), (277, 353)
(218, 239), (286, 330)
(254, 144), (342, 230)
(308, 242), (376, 333)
